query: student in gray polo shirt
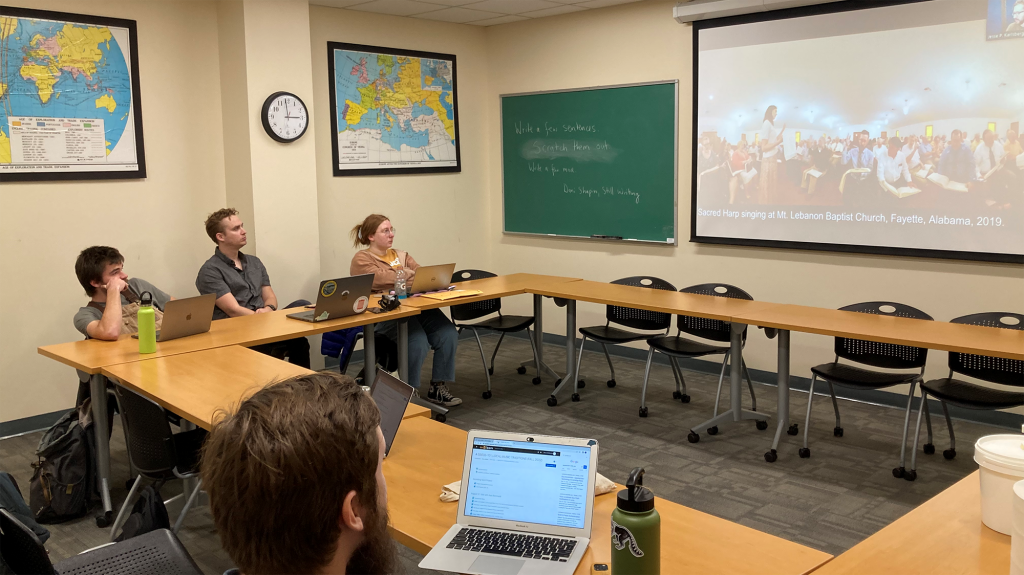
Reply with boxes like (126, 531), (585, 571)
(73, 246), (173, 340)
(196, 208), (310, 368)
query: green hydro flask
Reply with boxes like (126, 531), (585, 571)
(137, 291), (157, 354)
(611, 467), (660, 575)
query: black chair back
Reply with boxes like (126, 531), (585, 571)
(111, 386), (178, 476)
(0, 508), (55, 575)
(835, 302), (932, 369)
(607, 276), (677, 331)
(54, 529), (203, 575)
(450, 269), (500, 322)
(677, 283), (753, 342)
(949, 312), (1024, 386)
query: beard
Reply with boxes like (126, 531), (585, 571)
(346, 503), (399, 575)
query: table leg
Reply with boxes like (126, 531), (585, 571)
(687, 322), (763, 442)
(521, 294), (560, 380)
(548, 299), (577, 406)
(177, 419), (207, 510)
(398, 320), (409, 383)
(90, 373), (113, 527)
(766, 330), (790, 462)
(363, 323), (376, 385)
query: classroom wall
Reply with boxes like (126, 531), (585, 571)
(483, 0), (1024, 405)
(308, 6), (492, 282)
(0, 0), (229, 423)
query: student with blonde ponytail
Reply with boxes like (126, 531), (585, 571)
(350, 214), (462, 407)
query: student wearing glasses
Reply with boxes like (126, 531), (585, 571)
(350, 214), (462, 407)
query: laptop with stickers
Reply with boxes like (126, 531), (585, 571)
(286, 274), (374, 323)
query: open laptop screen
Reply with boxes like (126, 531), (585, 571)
(464, 437), (592, 529)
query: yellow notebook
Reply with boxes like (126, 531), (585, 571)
(419, 289), (484, 301)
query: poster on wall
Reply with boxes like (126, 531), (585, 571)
(327, 42), (460, 176)
(0, 6), (146, 181)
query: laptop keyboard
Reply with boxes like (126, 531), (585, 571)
(447, 528), (577, 562)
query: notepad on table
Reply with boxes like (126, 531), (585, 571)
(419, 289), (484, 301)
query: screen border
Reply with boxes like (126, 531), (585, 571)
(689, 0), (1024, 265)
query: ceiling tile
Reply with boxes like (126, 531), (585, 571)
(466, 14), (530, 26)
(344, 0), (445, 17)
(415, 6), (505, 22)
(464, 0), (564, 15)
(310, 0), (371, 8)
(417, 0), (482, 6)
(575, 0), (644, 8)
(518, 4), (586, 17)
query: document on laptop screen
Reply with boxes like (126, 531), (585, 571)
(465, 438), (591, 529)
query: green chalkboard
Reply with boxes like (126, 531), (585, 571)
(501, 82), (677, 244)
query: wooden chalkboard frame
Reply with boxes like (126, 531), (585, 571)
(500, 81), (679, 246)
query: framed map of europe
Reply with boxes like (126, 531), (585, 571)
(1, 6), (146, 181)
(327, 42), (460, 176)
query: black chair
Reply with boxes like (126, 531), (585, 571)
(110, 386), (206, 541)
(571, 276), (677, 403)
(639, 284), (760, 424)
(0, 510), (202, 575)
(904, 312), (1024, 481)
(450, 269), (542, 399)
(800, 302), (933, 472)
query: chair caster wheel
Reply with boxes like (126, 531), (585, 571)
(577, 380), (586, 389)
(680, 394), (690, 403)
(639, 406), (648, 418)
(923, 443), (935, 455)
(532, 377), (542, 385)
(607, 379), (616, 388)
(943, 448), (956, 460)
(787, 424), (799, 436)
(707, 426), (718, 435)
(756, 420), (768, 431)
(547, 396), (557, 407)
(482, 391), (492, 399)
(435, 413), (447, 423)
(798, 447), (810, 458)
(764, 450), (777, 463)
(517, 366), (527, 375)
(126, 479), (135, 490)
(554, 379), (561, 388)
(96, 511), (112, 528)
(488, 368), (494, 375)
(833, 427), (844, 437)
(893, 467), (904, 478)
(672, 391), (682, 400)
(571, 393), (581, 402)
(687, 431), (699, 443)
(904, 470), (917, 482)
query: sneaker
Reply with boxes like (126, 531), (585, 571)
(427, 383), (462, 407)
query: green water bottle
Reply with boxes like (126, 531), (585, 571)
(611, 467), (660, 575)
(137, 291), (156, 354)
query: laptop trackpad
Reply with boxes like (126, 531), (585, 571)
(469, 555), (525, 575)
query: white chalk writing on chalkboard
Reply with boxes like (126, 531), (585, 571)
(522, 139), (618, 162)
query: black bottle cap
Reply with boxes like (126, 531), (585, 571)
(140, 291), (153, 307)
(617, 467), (655, 512)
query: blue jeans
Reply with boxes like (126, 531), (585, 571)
(377, 308), (458, 389)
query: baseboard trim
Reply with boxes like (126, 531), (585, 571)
(0, 409), (70, 440)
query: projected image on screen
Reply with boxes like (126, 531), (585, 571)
(692, 0), (1023, 262)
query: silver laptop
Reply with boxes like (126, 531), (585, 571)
(408, 263), (456, 295)
(419, 430), (599, 575)
(131, 293), (215, 342)
(369, 371), (415, 457)
(287, 274), (373, 322)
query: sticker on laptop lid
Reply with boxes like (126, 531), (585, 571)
(354, 296), (369, 313)
(321, 281), (337, 298)
(317, 311), (330, 321)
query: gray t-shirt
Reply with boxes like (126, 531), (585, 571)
(73, 278), (171, 337)
(195, 248), (271, 320)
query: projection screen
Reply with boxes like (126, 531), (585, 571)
(691, 0), (1023, 263)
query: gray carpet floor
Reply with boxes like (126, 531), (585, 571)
(0, 336), (1002, 574)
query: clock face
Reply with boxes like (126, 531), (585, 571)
(262, 92), (308, 142)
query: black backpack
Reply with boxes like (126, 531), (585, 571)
(113, 485), (170, 542)
(29, 405), (94, 524)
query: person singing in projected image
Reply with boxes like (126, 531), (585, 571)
(758, 105), (785, 204)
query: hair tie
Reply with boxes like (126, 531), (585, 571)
(357, 227), (363, 241)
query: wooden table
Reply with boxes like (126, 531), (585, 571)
(384, 416), (832, 575)
(811, 471), (1009, 575)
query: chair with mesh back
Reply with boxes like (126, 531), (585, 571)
(109, 386), (206, 542)
(638, 284), (761, 426)
(450, 269), (542, 399)
(903, 312), (1024, 481)
(0, 510), (202, 575)
(570, 276), (677, 403)
(800, 302), (933, 471)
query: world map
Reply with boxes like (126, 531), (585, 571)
(0, 14), (134, 166)
(333, 47), (459, 172)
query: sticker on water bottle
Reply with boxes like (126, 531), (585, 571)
(611, 519), (644, 557)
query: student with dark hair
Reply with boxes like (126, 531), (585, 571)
(350, 214), (462, 407)
(202, 372), (398, 575)
(73, 246), (173, 340)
